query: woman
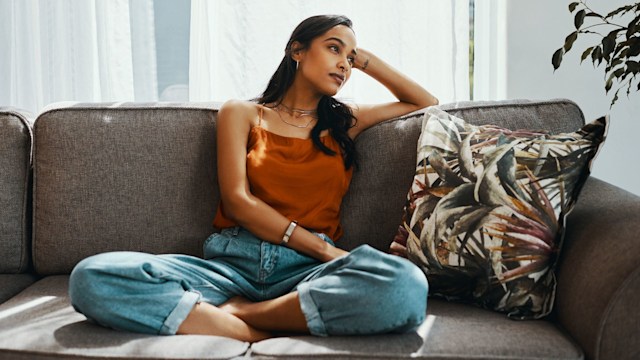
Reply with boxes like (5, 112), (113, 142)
(69, 15), (438, 342)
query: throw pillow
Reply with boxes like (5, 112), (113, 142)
(391, 107), (608, 319)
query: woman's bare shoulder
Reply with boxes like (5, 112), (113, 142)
(218, 99), (261, 127)
(219, 99), (260, 114)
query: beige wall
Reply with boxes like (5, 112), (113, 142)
(502, 0), (640, 195)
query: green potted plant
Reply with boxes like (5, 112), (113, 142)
(552, 1), (640, 107)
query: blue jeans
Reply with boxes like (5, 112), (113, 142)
(69, 227), (428, 336)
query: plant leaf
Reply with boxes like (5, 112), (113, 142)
(591, 46), (603, 66)
(568, 2), (579, 13)
(610, 89), (620, 108)
(574, 9), (586, 29)
(626, 14), (639, 39)
(564, 31), (579, 52)
(606, 5), (635, 19)
(629, 41), (640, 57)
(585, 12), (603, 18)
(602, 30), (619, 58)
(552, 48), (564, 70)
(580, 46), (594, 63)
(606, 58), (624, 73)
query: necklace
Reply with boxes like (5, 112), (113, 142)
(277, 103), (317, 118)
(274, 107), (316, 128)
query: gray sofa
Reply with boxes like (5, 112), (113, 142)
(0, 99), (638, 360)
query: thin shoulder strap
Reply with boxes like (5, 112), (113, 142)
(258, 105), (263, 127)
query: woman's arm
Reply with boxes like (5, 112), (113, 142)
(216, 100), (348, 262)
(348, 48), (438, 139)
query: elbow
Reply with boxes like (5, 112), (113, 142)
(416, 95), (438, 110)
(221, 192), (253, 224)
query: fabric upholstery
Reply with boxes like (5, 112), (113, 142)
(0, 274), (38, 303)
(6, 99), (632, 359)
(341, 99), (585, 252)
(440, 99), (585, 134)
(598, 268), (640, 360)
(556, 177), (640, 360)
(32, 103), (221, 275)
(0, 276), (249, 360)
(250, 298), (582, 360)
(0, 108), (32, 274)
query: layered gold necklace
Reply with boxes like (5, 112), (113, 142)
(272, 103), (317, 128)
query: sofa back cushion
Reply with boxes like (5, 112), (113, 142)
(33, 103), (220, 274)
(0, 108), (32, 274)
(32, 99), (585, 274)
(340, 99), (585, 251)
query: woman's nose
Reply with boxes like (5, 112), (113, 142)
(338, 61), (347, 73)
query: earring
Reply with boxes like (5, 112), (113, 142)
(296, 61), (299, 70)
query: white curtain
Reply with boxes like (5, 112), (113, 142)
(0, 0), (158, 115)
(473, 0), (507, 101)
(189, 0), (470, 104)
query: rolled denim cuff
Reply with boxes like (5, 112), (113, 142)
(159, 290), (201, 335)
(297, 282), (328, 337)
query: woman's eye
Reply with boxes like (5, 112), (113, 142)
(347, 57), (355, 66)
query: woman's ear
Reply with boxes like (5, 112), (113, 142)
(290, 41), (305, 62)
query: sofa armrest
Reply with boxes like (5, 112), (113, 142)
(556, 177), (640, 360)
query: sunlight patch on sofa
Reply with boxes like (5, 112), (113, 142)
(416, 314), (437, 340)
(0, 296), (57, 321)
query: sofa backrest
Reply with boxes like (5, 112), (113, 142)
(32, 99), (585, 274)
(33, 103), (220, 274)
(0, 107), (33, 274)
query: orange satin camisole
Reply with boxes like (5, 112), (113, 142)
(212, 106), (353, 241)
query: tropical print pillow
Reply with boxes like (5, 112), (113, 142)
(391, 107), (608, 319)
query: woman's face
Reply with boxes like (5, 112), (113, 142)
(296, 25), (357, 96)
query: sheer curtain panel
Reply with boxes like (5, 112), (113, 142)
(472, 0), (507, 101)
(0, 0), (158, 115)
(189, 0), (470, 104)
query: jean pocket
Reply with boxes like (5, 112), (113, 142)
(203, 232), (231, 260)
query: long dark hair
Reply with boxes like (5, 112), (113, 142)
(255, 15), (358, 169)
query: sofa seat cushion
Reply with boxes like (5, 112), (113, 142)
(0, 276), (249, 360)
(250, 299), (583, 360)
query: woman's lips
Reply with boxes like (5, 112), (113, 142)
(330, 73), (345, 85)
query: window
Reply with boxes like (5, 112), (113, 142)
(1, 0), (474, 114)
(153, 0), (191, 101)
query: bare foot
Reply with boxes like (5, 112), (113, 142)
(219, 292), (310, 335)
(177, 302), (271, 342)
